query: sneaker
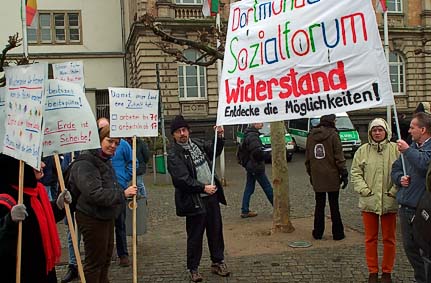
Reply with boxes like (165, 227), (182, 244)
(119, 256), (130, 267)
(211, 262), (230, 277)
(61, 264), (78, 283)
(190, 270), (203, 282)
(240, 211), (258, 218)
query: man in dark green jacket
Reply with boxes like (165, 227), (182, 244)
(167, 115), (229, 283)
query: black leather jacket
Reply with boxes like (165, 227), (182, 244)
(167, 137), (227, 217)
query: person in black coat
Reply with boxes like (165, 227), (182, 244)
(0, 154), (71, 283)
(167, 115), (229, 282)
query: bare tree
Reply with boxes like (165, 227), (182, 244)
(140, 14), (295, 233)
(1, 33), (25, 86)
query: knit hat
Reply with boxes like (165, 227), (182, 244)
(98, 125), (110, 142)
(170, 115), (189, 134)
(320, 114), (336, 123)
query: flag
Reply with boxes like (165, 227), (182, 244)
(26, 0), (37, 26)
(376, 0), (387, 13)
(202, 0), (219, 17)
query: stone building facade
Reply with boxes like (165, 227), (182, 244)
(124, 0), (431, 140)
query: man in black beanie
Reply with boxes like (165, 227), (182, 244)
(167, 115), (230, 282)
(305, 113), (348, 241)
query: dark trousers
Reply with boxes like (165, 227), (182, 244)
(186, 194), (225, 271)
(313, 191), (344, 239)
(76, 211), (115, 283)
(115, 206), (128, 257)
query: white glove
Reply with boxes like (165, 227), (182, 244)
(11, 204), (28, 222)
(56, 189), (72, 210)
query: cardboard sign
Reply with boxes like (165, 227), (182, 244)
(3, 63), (47, 170)
(0, 87), (5, 151)
(216, 0), (394, 125)
(52, 61), (85, 90)
(42, 80), (100, 157)
(109, 87), (159, 137)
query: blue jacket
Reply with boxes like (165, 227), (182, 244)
(112, 139), (135, 190)
(391, 138), (431, 208)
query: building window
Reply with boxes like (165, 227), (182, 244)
(387, 0), (402, 13)
(27, 11), (82, 44)
(175, 0), (202, 5)
(178, 49), (207, 100)
(389, 51), (405, 95)
(96, 89), (110, 119)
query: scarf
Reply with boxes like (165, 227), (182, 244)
(13, 182), (61, 274)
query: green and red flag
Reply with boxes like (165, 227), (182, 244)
(202, 0), (219, 17)
(376, 0), (388, 13)
(26, 0), (37, 26)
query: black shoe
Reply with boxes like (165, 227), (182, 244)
(312, 231), (322, 240)
(61, 264), (78, 283)
(333, 234), (345, 241)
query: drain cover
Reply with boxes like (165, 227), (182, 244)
(288, 241), (312, 248)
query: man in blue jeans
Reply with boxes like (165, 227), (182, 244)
(392, 112), (431, 283)
(241, 122), (273, 218)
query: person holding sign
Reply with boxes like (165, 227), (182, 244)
(391, 112), (431, 283)
(0, 154), (72, 283)
(351, 118), (399, 283)
(67, 126), (137, 283)
(305, 114), (347, 241)
(167, 115), (230, 282)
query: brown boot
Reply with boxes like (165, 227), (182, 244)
(381, 273), (392, 283)
(368, 273), (378, 283)
(190, 270), (203, 282)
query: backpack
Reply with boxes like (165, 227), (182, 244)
(236, 141), (249, 167)
(412, 189), (431, 255)
(63, 154), (89, 212)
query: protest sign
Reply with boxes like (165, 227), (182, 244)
(3, 63), (47, 169)
(53, 61), (85, 90)
(42, 79), (100, 156)
(216, 0), (394, 125)
(0, 87), (5, 151)
(109, 87), (159, 137)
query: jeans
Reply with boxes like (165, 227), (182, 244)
(399, 206), (431, 283)
(64, 214), (81, 266)
(313, 191), (344, 239)
(241, 171), (273, 214)
(136, 174), (147, 198)
(115, 206), (128, 257)
(362, 212), (397, 273)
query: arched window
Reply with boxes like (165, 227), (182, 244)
(178, 49), (207, 100)
(389, 51), (405, 95)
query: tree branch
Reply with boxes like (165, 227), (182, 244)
(140, 14), (224, 66)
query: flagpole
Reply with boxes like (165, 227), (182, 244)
(384, 10), (391, 125)
(216, 12), (226, 185)
(21, 0), (29, 58)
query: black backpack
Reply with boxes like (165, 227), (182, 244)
(412, 190), (431, 255)
(236, 141), (249, 168)
(63, 154), (92, 212)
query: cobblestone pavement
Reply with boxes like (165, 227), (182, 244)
(56, 148), (416, 282)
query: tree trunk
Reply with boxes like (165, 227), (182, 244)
(270, 121), (295, 233)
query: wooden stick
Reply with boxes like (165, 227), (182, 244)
(16, 160), (24, 283)
(132, 136), (137, 283)
(53, 154), (86, 283)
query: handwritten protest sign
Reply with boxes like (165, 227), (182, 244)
(216, 0), (394, 125)
(42, 80), (100, 156)
(3, 63), (47, 169)
(53, 61), (85, 90)
(0, 87), (5, 151)
(109, 87), (159, 137)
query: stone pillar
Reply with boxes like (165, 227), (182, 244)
(156, 0), (174, 18)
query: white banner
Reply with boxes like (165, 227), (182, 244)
(42, 80), (100, 157)
(216, 0), (394, 125)
(0, 87), (5, 151)
(53, 61), (85, 90)
(108, 87), (159, 137)
(3, 63), (47, 170)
